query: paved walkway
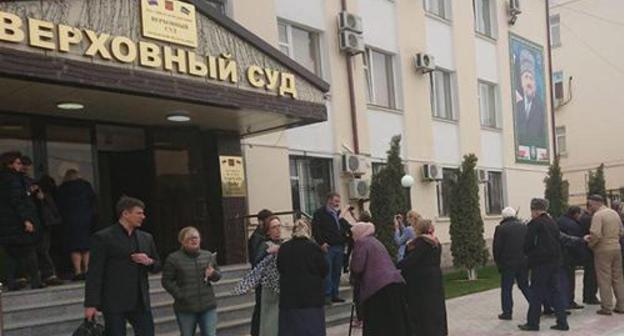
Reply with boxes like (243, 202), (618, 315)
(327, 272), (624, 336)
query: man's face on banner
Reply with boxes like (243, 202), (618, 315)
(521, 70), (536, 100)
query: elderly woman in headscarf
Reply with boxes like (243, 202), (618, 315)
(277, 219), (328, 336)
(398, 218), (448, 336)
(350, 211), (409, 336)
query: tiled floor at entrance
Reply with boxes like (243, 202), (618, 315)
(327, 272), (624, 336)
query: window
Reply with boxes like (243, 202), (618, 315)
(204, 0), (226, 14)
(473, 0), (495, 38)
(436, 168), (458, 217)
(290, 156), (334, 216)
(553, 71), (564, 104)
(430, 69), (455, 120)
(550, 14), (561, 47)
(424, 0), (451, 20)
(278, 21), (322, 75)
(478, 81), (499, 128)
(363, 48), (397, 109)
(556, 126), (567, 155)
(485, 171), (503, 215)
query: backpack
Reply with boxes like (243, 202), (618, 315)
(72, 319), (105, 336)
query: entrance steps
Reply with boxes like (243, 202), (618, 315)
(2, 264), (353, 336)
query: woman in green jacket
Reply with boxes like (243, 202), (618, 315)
(162, 226), (221, 336)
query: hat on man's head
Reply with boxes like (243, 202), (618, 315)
(519, 49), (535, 77)
(502, 207), (517, 219)
(588, 194), (605, 203)
(530, 198), (548, 211)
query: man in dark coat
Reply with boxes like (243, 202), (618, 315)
(84, 196), (161, 336)
(519, 198), (569, 331)
(557, 206), (587, 309)
(515, 49), (547, 153)
(312, 192), (348, 304)
(580, 209), (600, 305)
(247, 208), (273, 336)
(493, 207), (531, 320)
(0, 151), (42, 290)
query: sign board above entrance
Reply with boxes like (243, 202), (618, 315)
(141, 0), (198, 48)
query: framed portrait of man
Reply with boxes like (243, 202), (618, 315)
(509, 34), (550, 164)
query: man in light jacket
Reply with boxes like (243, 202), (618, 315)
(586, 195), (624, 315)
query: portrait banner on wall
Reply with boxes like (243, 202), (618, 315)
(509, 34), (550, 164)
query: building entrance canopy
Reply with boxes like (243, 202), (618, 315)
(0, 0), (329, 135)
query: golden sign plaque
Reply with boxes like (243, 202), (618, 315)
(220, 156), (246, 198)
(141, 0), (198, 48)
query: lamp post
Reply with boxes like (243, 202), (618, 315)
(401, 174), (415, 189)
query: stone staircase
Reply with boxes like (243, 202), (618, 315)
(2, 264), (353, 336)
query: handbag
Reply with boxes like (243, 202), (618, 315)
(72, 319), (105, 336)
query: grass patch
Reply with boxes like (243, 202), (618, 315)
(444, 265), (500, 299)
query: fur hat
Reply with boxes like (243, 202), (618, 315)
(519, 49), (535, 77)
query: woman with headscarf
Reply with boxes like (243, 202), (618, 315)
(398, 218), (448, 336)
(277, 219), (328, 336)
(350, 211), (409, 336)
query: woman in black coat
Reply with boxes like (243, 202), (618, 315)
(57, 168), (96, 280)
(0, 151), (42, 290)
(277, 220), (328, 336)
(398, 218), (448, 336)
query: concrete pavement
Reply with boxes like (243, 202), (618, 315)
(326, 272), (624, 336)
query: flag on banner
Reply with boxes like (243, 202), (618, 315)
(148, 0), (158, 5)
(165, 0), (174, 11)
(180, 6), (190, 15)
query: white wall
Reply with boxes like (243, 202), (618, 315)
(433, 121), (460, 165)
(480, 130), (504, 169)
(359, 0), (398, 52)
(286, 103), (335, 154)
(274, 0), (325, 30)
(475, 37), (498, 83)
(367, 110), (404, 159)
(426, 18), (454, 70)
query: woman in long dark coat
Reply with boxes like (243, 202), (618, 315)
(398, 218), (448, 336)
(277, 219), (328, 336)
(57, 168), (96, 280)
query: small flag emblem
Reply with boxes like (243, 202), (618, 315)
(180, 6), (190, 15)
(165, 0), (174, 11)
(148, 0), (158, 5)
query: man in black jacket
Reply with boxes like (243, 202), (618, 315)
(519, 198), (569, 332)
(312, 192), (348, 304)
(557, 206), (586, 309)
(493, 207), (531, 320)
(84, 196), (161, 336)
(580, 208), (600, 305)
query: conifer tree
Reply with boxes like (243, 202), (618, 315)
(544, 156), (569, 218)
(588, 163), (607, 200)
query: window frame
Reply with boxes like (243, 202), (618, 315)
(478, 80), (501, 129)
(473, 0), (497, 39)
(364, 47), (398, 110)
(553, 70), (564, 105)
(423, 0), (452, 21)
(277, 20), (323, 76)
(550, 14), (561, 48)
(484, 170), (504, 215)
(555, 126), (567, 156)
(289, 156), (335, 216)
(436, 167), (459, 218)
(430, 68), (457, 121)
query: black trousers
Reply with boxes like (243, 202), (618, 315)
(103, 309), (154, 336)
(250, 286), (262, 336)
(36, 228), (56, 279)
(526, 263), (568, 328)
(583, 256), (599, 302)
(3, 244), (41, 289)
(500, 267), (531, 315)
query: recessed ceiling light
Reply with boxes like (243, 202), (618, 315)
(57, 102), (84, 110)
(166, 114), (191, 122)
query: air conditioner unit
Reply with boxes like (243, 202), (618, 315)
(414, 53), (436, 73)
(338, 11), (363, 34)
(343, 154), (369, 175)
(348, 179), (370, 199)
(478, 169), (489, 183)
(509, 0), (522, 16)
(339, 30), (365, 55)
(422, 163), (443, 181)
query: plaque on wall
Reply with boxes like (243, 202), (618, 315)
(141, 0), (198, 48)
(220, 156), (246, 197)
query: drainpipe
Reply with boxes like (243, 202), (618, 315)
(545, 1), (558, 157)
(341, 0), (360, 154)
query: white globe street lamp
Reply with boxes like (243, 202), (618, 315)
(401, 174), (415, 188)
